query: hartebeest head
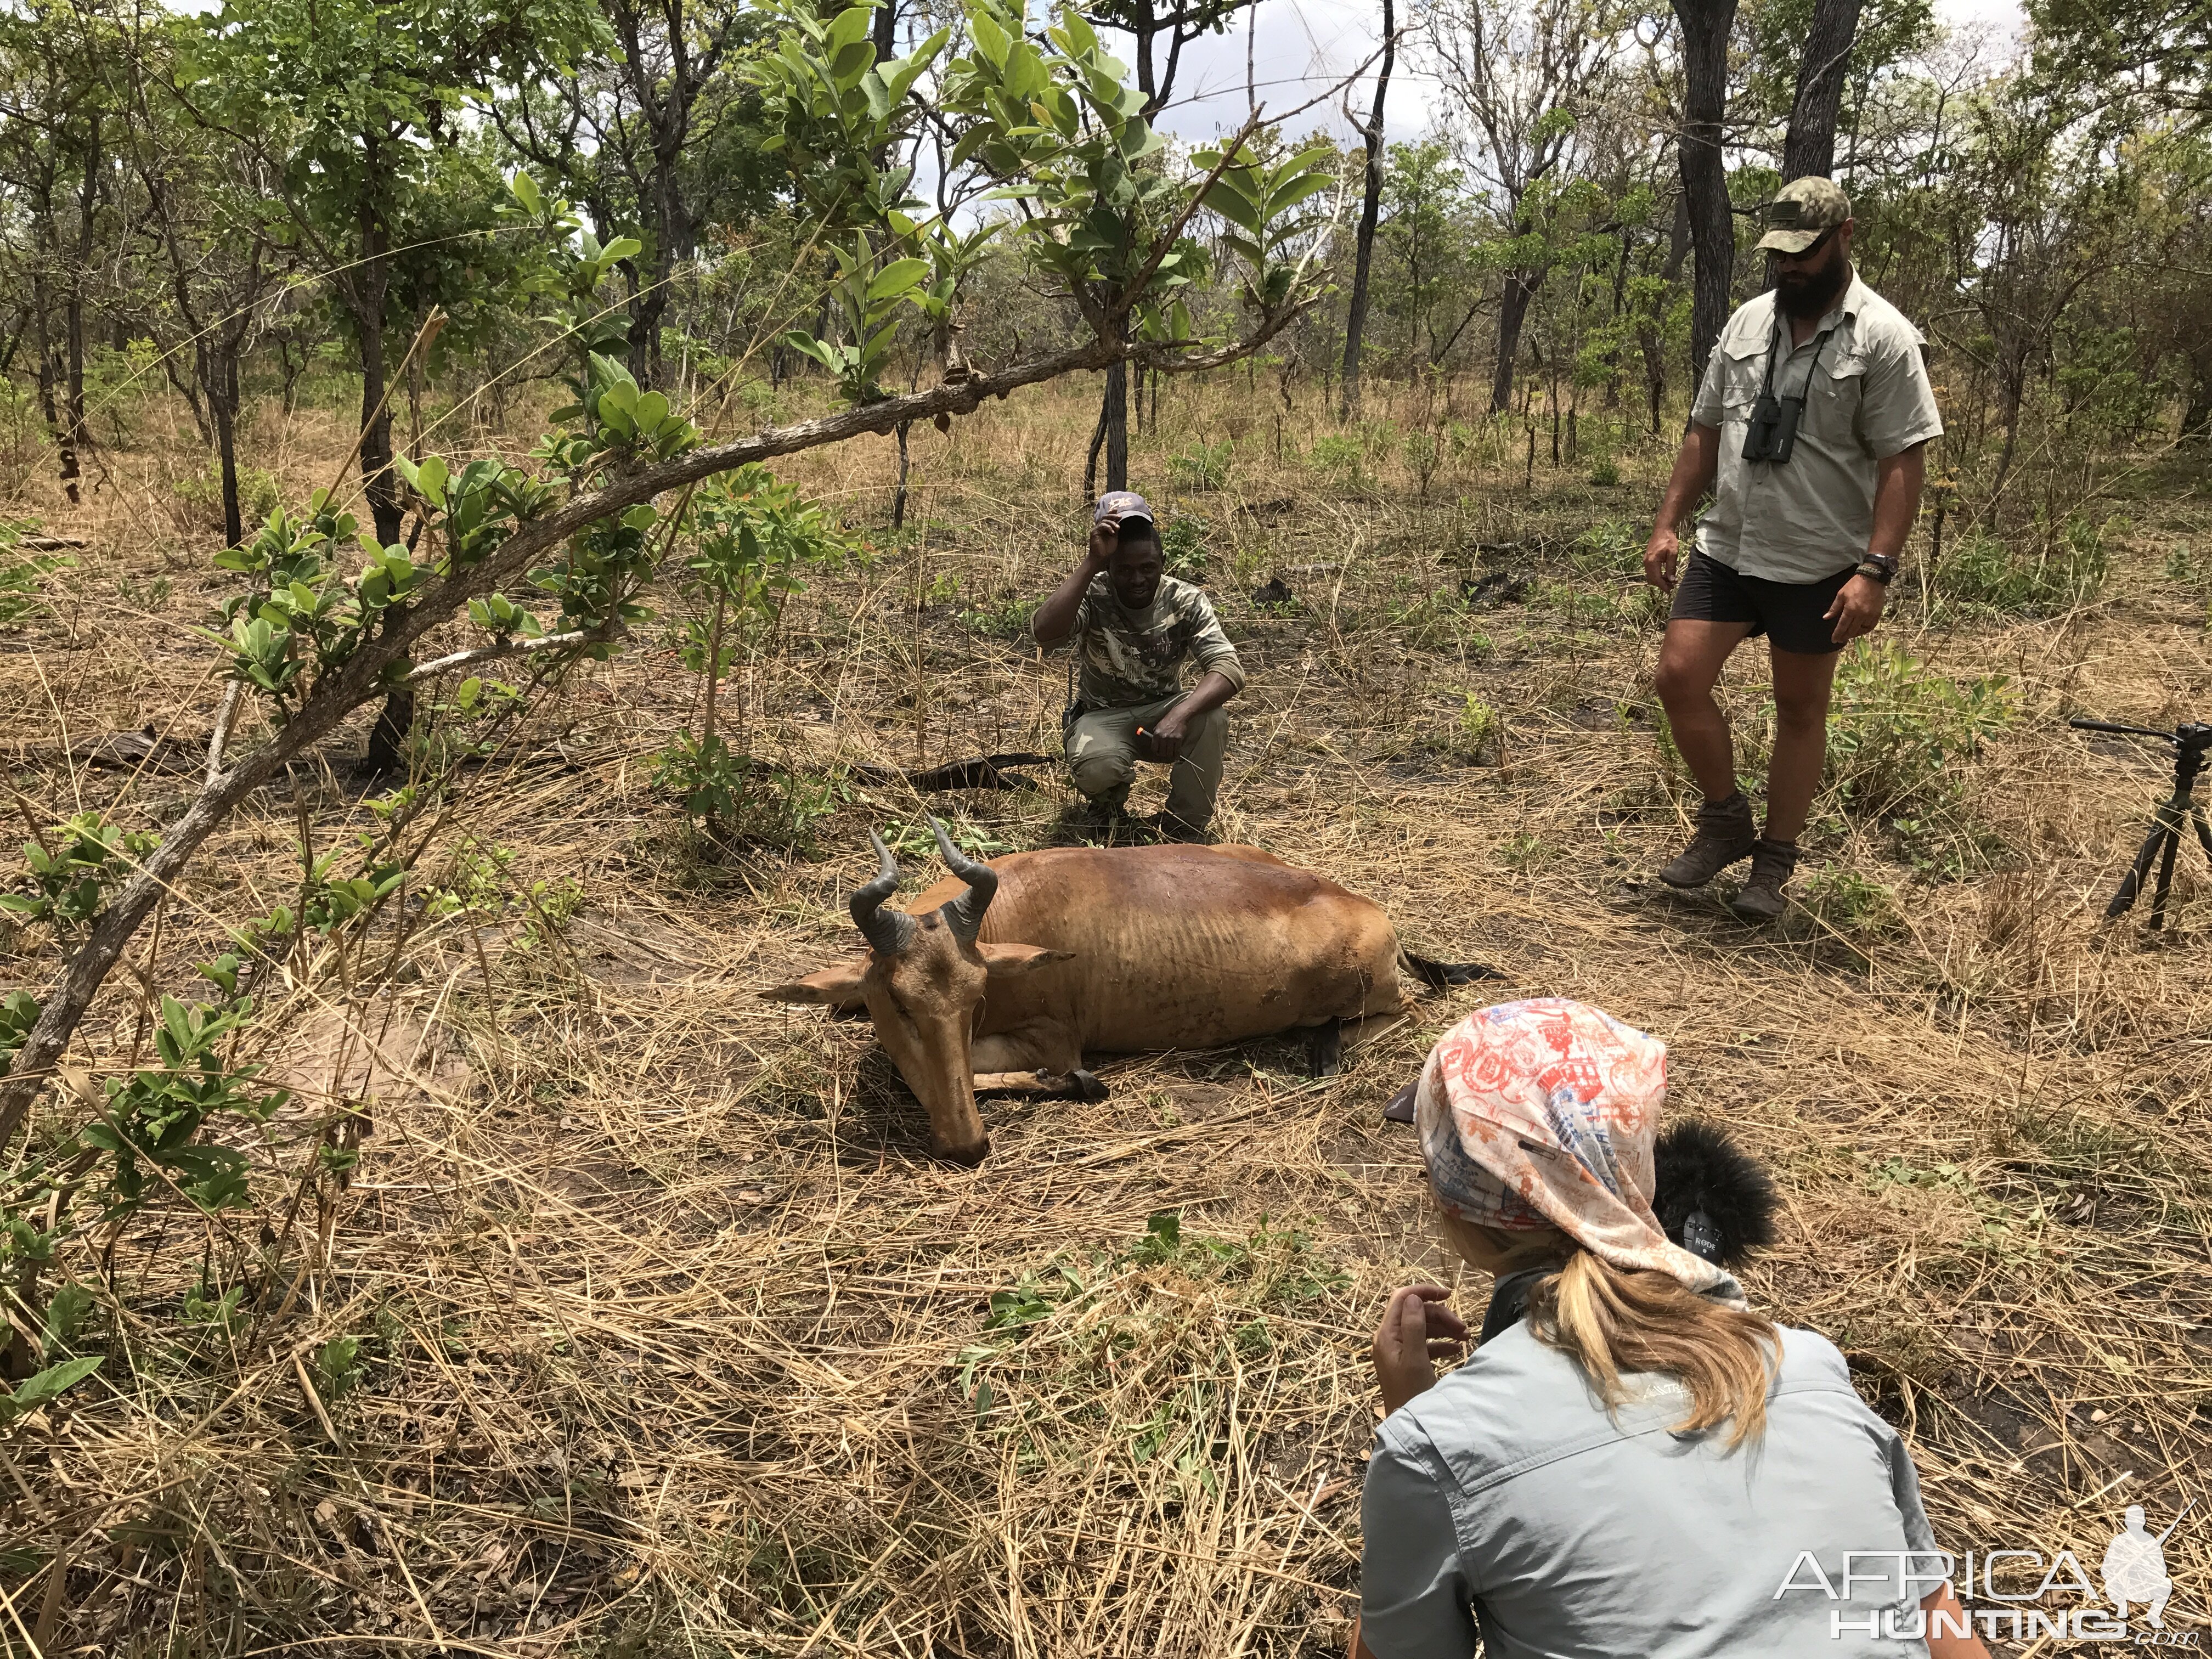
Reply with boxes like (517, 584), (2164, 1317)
(763, 819), (1069, 1163)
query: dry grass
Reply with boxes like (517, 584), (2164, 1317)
(2, 366), (2210, 1657)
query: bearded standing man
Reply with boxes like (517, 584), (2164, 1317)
(1644, 178), (1942, 920)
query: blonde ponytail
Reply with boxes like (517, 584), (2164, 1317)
(1525, 1251), (1779, 1448)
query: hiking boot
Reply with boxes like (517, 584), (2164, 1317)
(1729, 839), (1800, 922)
(1072, 784), (1130, 836)
(1657, 792), (1757, 888)
(1156, 812), (1214, 844)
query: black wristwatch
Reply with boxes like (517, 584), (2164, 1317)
(1853, 556), (1898, 585)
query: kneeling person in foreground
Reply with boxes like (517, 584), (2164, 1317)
(1354, 998), (1986, 1659)
(1032, 491), (1244, 840)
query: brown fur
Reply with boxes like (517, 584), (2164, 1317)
(765, 844), (1410, 1161)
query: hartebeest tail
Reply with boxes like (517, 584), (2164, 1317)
(1401, 951), (1505, 992)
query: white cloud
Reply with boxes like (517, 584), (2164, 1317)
(1117, 0), (2024, 150)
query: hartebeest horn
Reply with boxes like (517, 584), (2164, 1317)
(929, 816), (997, 944)
(849, 829), (915, 955)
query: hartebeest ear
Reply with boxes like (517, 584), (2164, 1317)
(978, 943), (1075, 978)
(762, 958), (868, 1005)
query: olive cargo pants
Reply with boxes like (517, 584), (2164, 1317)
(1064, 692), (1228, 830)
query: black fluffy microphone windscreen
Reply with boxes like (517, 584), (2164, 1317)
(1651, 1121), (1779, 1268)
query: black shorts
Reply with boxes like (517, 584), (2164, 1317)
(1669, 551), (1852, 656)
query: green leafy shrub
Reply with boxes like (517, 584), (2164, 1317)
(420, 836), (515, 921)
(1498, 829), (1551, 870)
(652, 738), (849, 850)
(1933, 515), (2115, 616)
(0, 520), (71, 628)
(1357, 417), (1397, 458)
(1569, 517), (1643, 577)
(1309, 432), (1365, 488)
(1588, 455), (1621, 487)
(1166, 437), (1232, 491)
(0, 378), (49, 496)
(1531, 579), (1632, 629)
(1825, 641), (2016, 820)
(1, 813), (159, 930)
(1453, 690), (1500, 760)
(1403, 429), (1442, 495)
(176, 463), (283, 533)
(314, 1334), (365, 1401)
(0, 1355), (103, 1426)
(1159, 511), (1210, 579)
(1798, 865), (1904, 935)
(956, 592), (1040, 637)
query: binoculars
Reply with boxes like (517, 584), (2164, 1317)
(1742, 391), (1804, 464)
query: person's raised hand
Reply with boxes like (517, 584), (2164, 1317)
(1643, 526), (1680, 592)
(1086, 515), (1120, 567)
(1824, 573), (1887, 644)
(1370, 1284), (1469, 1415)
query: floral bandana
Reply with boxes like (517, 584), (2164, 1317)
(1417, 998), (1743, 1302)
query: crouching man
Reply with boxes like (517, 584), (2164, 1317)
(1032, 492), (1245, 841)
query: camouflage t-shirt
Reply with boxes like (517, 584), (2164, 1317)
(1069, 573), (1247, 709)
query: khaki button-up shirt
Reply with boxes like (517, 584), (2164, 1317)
(1690, 274), (1943, 583)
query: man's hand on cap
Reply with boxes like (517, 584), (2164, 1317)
(1086, 516), (1119, 566)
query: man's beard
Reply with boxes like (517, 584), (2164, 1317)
(1777, 253), (1848, 319)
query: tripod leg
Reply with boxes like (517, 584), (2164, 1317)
(2151, 826), (2182, 930)
(2107, 819), (2169, 918)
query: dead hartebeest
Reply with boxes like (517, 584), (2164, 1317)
(764, 820), (1487, 1161)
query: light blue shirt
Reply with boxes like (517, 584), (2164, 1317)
(1359, 1323), (1942, 1658)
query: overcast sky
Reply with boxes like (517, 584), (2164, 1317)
(1108, 0), (2026, 153)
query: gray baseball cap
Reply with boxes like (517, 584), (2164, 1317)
(1094, 490), (1154, 526)
(1756, 177), (1852, 255)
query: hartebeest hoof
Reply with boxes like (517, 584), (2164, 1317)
(936, 1135), (991, 1166)
(1068, 1069), (1109, 1103)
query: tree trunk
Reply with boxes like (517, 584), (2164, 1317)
(873, 0), (896, 61)
(1340, 0), (1395, 422)
(2185, 352), (2212, 437)
(1085, 377), (1109, 499)
(355, 162), (414, 774)
(213, 345), (242, 549)
(1638, 193), (1689, 433)
(1781, 0), (1865, 182)
(1672, 0), (1738, 392)
(30, 275), (61, 461)
(1489, 270), (1534, 415)
(60, 298), (83, 506)
(1103, 358), (1128, 491)
(59, 114), (99, 507)
(356, 283), (402, 537)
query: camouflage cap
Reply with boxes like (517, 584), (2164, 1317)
(1756, 177), (1852, 255)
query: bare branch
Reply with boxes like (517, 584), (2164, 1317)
(400, 622), (625, 685)
(204, 680), (247, 786)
